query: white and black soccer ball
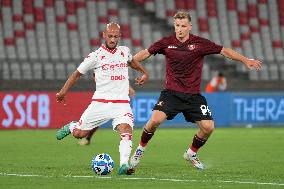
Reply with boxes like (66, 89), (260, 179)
(91, 153), (115, 175)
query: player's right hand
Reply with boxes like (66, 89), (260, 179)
(135, 74), (149, 85)
(56, 92), (66, 105)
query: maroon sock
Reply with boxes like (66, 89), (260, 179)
(140, 128), (154, 147)
(190, 134), (207, 152)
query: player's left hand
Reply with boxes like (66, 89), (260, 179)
(135, 74), (149, 85)
(245, 59), (262, 71)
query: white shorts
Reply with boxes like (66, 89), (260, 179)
(75, 101), (134, 131)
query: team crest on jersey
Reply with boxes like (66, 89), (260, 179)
(121, 52), (124, 57)
(188, 44), (195, 50)
(156, 101), (164, 106)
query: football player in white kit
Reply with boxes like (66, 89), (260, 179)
(55, 23), (149, 175)
(77, 73), (136, 146)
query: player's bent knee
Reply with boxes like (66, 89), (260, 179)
(205, 125), (214, 135)
(198, 120), (215, 135)
(203, 122), (215, 135)
(117, 124), (132, 134)
(145, 122), (160, 133)
(148, 118), (163, 128)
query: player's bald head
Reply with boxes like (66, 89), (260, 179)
(103, 22), (121, 50)
(105, 22), (120, 33)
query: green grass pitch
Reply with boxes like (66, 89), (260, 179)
(0, 128), (284, 189)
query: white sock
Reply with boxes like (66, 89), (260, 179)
(119, 139), (132, 167)
(69, 121), (78, 134)
(186, 148), (196, 156)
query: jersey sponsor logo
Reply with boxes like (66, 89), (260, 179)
(121, 52), (124, 57)
(100, 55), (105, 60)
(168, 45), (177, 49)
(110, 75), (126, 80)
(200, 105), (211, 116)
(101, 63), (128, 70)
(188, 44), (196, 50)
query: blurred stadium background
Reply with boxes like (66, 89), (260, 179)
(1, 0), (284, 90)
(0, 0), (284, 128)
(1, 1), (284, 188)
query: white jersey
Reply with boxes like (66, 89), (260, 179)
(77, 44), (132, 102)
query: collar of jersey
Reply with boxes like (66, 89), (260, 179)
(173, 34), (192, 45)
(101, 44), (117, 54)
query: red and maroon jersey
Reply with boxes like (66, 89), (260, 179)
(148, 34), (223, 94)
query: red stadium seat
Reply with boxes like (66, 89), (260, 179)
(4, 38), (15, 45)
(121, 24), (131, 39)
(226, 0), (236, 10)
(272, 41), (283, 48)
(44, 0), (55, 7)
(2, 0), (12, 7)
(14, 30), (25, 38)
(67, 23), (77, 31)
(132, 39), (142, 47)
(23, 0), (34, 14)
(25, 22), (35, 30)
(232, 40), (242, 48)
(34, 8), (45, 22)
(56, 16), (66, 23)
(175, 0), (186, 10)
(186, 0), (196, 10)
(198, 18), (209, 32)
(76, 1), (86, 8)
(13, 15), (23, 22)
(108, 9), (118, 16)
(90, 39), (101, 47)
(207, 0), (217, 17)
(248, 4), (257, 18)
(65, 1), (76, 15)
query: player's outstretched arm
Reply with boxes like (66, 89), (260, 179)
(220, 47), (262, 71)
(129, 58), (149, 85)
(133, 49), (152, 62)
(56, 70), (82, 104)
(129, 49), (152, 85)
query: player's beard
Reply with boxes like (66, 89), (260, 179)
(105, 42), (117, 50)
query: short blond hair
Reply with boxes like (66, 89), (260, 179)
(174, 11), (191, 22)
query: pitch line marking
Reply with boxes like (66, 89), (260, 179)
(0, 172), (284, 187)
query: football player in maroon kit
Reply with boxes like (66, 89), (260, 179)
(130, 11), (262, 170)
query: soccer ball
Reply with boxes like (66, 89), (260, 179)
(91, 153), (115, 175)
